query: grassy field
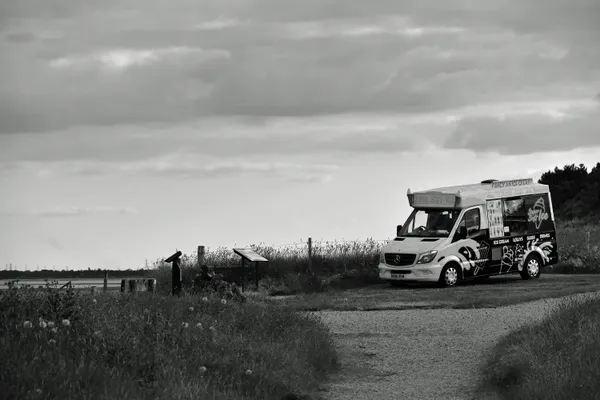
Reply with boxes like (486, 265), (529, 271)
(0, 283), (338, 400)
(267, 274), (600, 311)
(147, 221), (600, 296)
(478, 293), (600, 400)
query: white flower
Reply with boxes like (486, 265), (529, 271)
(35, 389), (42, 394)
(50, 327), (58, 334)
(23, 321), (32, 328)
(195, 322), (202, 329)
(199, 366), (207, 375)
(48, 339), (56, 344)
(94, 331), (101, 337)
(209, 326), (216, 332)
(92, 299), (97, 304)
(143, 308), (150, 314)
(182, 322), (189, 328)
(62, 319), (70, 327)
(221, 299), (227, 305)
(47, 321), (55, 328)
(39, 321), (47, 329)
(245, 369), (252, 376)
(202, 297), (208, 302)
(188, 306), (194, 312)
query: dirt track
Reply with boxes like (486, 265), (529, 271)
(311, 292), (599, 400)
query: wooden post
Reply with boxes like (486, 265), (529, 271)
(308, 237), (313, 274)
(198, 246), (205, 267)
(165, 251), (183, 296)
(103, 270), (108, 292)
(254, 261), (259, 291)
(240, 257), (245, 292)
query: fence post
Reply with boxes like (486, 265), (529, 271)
(587, 231), (591, 252)
(103, 270), (108, 292)
(308, 237), (313, 274)
(198, 246), (205, 267)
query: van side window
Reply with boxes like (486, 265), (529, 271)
(458, 208), (481, 236)
(502, 197), (527, 236)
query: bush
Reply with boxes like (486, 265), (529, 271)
(478, 294), (600, 399)
(0, 282), (339, 400)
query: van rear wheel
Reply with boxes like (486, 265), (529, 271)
(439, 264), (460, 288)
(520, 254), (542, 280)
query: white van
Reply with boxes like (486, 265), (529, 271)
(378, 178), (559, 287)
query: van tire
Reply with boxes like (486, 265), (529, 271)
(520, 254), (542, 280)
(439, 263), (460, 288)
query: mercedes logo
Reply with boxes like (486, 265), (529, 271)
(394, 255), (402, 263)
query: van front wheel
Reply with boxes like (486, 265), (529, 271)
(439, 264), (460, 288)
(520, 254), (542, 280)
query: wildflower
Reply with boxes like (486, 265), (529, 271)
(199, 366), (207, 375)
(221, 299), (227, 305)
(245, 369), (252, 376)
(62, 319), (70, 327)
(202, 297), (208, 302)
(35, 389), (42, 394)
(39, 321), (47, 329)
(47, 321), (55, 328)
(48, 339), (56, 344)
(93, 331), (101, 337)
(143, 308), (150, 314)
(209, 326), (216, 332)
(23, 321), (32, 328)
(92, 299), (97, 304)
(182, 322), (189, 329)
(195, 322), (202, 329)
(188, 306), (194, 312)
(50, 327), (58, 334)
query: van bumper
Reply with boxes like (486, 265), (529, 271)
(378, 262), (443, 283)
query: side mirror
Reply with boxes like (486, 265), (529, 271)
(396, 225), (403, 237)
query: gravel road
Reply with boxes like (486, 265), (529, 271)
(311, 292), (600, 400)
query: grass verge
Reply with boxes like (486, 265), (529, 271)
(269, 274), (600, 311)
(477, 293), (600, 400)
(0, 284), (338, 400)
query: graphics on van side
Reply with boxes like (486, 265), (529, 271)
(527, 197), (549, 230)
(500, 239), (555, 273)
(457, 240), (490, 276)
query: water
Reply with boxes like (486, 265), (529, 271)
(0, 279), (125, 290)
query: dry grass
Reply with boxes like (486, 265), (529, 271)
(149, 222), (599, 296)
(0, 281), (338, 400)
(478, 293), (600, 399)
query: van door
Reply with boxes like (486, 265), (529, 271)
(452, 206), (492, 278)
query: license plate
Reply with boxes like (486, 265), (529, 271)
(391, 273), (405, 279)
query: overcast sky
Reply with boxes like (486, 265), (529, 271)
(1, 0), (599, 270)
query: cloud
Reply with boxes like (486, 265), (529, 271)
(70, 159), (340, 183)
(444, 106), (600, 155)
(22, 206), (139, 218)
(1, 0), (599, 133)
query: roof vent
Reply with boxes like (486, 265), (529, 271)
(481, 179), (498, 184)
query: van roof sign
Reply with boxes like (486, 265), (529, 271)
(409, 193), (459, 208)
(490, 178), (534, 189)
(407, 177), (549, 209)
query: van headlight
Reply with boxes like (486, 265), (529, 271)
(379, 252), (385, 264)
(417, 250), (438, 264)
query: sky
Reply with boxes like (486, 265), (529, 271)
(1, 0), (600, 271)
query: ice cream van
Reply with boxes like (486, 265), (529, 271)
(378, 178), (559, 287)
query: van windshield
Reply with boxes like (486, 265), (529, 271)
(399, 208), (461, 238)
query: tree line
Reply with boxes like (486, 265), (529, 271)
(538, 162), (600, 221)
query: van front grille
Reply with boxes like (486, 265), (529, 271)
(384, 253), (416, 266)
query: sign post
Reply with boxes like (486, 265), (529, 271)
(232, 248), (269, 292)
